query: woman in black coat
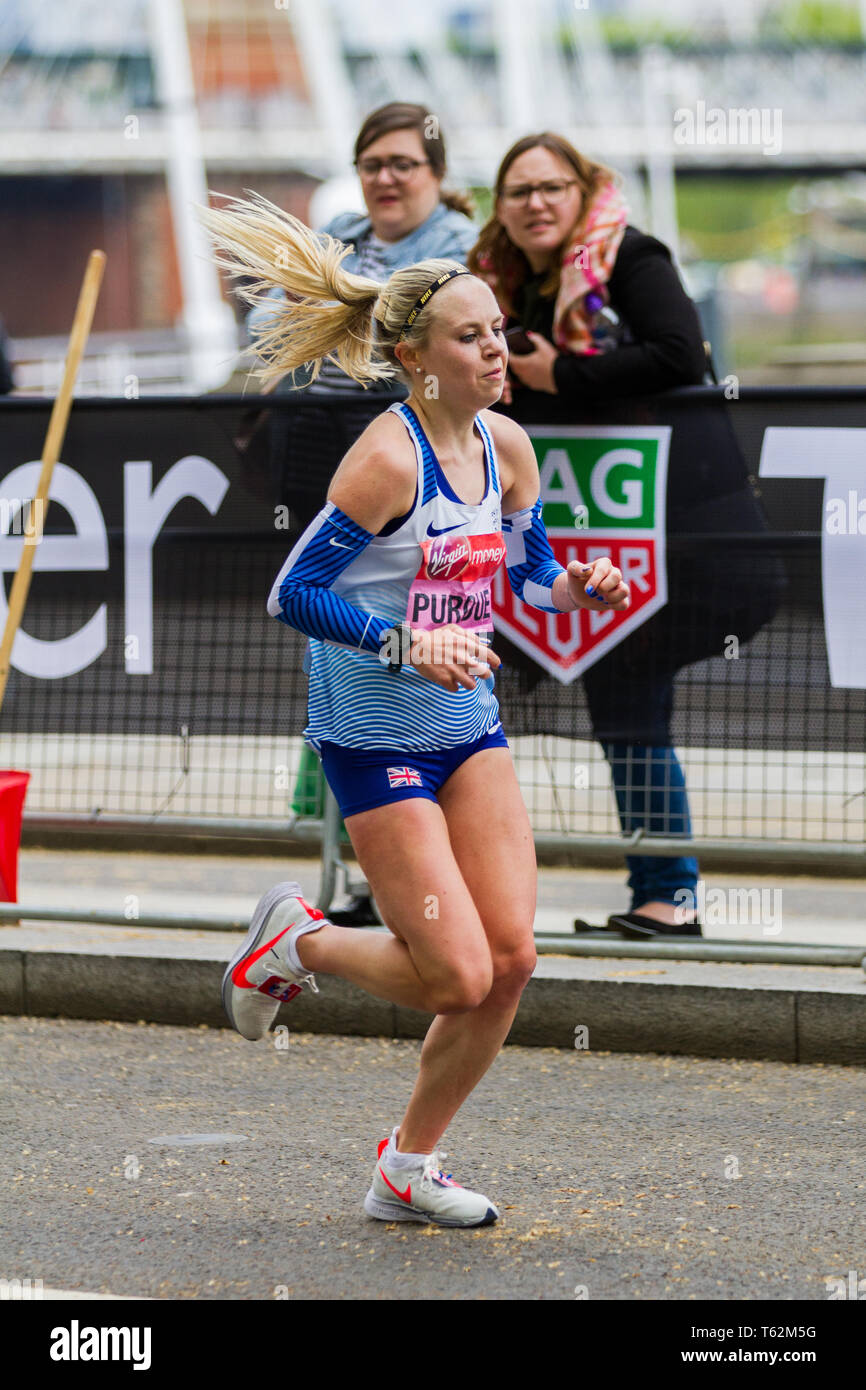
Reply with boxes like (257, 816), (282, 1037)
(471, 132), (708, 938)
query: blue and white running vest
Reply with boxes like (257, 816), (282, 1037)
(304, 403), (505, 752)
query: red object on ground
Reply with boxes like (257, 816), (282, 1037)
(0, 771), (30, 902)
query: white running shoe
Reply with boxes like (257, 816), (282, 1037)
(364, 1131), (499, 1228)
(222, 881), (325, 1041)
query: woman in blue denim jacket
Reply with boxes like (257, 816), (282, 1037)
(247, 102), (476, 393)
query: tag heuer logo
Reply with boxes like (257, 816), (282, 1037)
(492, 426), (670, 683)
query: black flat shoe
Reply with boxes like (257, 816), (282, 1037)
(326, 893), (381, 927)
(573, 917), (625, 935)
(607, 912), (703, 939)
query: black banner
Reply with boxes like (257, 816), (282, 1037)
(0, 387), (863, 753)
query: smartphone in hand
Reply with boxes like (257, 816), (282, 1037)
(504, 326), (535, 356)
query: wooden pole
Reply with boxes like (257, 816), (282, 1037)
(0, 249), (106, 714)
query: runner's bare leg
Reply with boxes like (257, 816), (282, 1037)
(298, 748), (537, 1153)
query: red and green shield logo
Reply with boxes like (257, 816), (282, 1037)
(492, 426), (670, 683)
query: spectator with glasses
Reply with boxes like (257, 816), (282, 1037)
(247, 101), (476, 398)
(469, 133), (706, 403)
(469, 133), (709, 939)
(246, 103), (477, 925)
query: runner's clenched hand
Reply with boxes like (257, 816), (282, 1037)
(409, 624), (501, 692)
(563, 558), (630, 612)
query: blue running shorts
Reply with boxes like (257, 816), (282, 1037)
(319, 723), (509, 818)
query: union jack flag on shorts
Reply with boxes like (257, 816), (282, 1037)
(386, 765), (423, 788)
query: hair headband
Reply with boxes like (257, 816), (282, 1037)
(398, 267), (470, 339)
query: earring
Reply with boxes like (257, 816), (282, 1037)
(415, 367), (422, 373)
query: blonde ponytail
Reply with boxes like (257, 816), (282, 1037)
(199, 191), (388, 387)
(200, 190), (473, 388)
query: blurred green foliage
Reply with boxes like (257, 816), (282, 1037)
(760, 1), (865, 42)
(448, 2), (865, 55)
(676, 177), (804, 261)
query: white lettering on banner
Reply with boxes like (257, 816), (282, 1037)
(538, 448), (586, 512)
(545, 608), (587, 659)
(0, 463), (108, 677)
(540, 445), (646, 521)
(0, 457), (230, 680)
(514, 594), (541, 636)
(589, 448), (645, 520)
(759, 427), (866, 689)
(540, 543), (649, 656)
(620, 546), (653, 595)
(494, 425), (670, 683)
(588, 606), (615, 637)
(124, 458), (229, 674)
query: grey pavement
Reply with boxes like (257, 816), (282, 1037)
(1, 1015), (864, 1301)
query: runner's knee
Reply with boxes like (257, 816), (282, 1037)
(490, 943), (537, 995)
(425, 959), (494, 1015)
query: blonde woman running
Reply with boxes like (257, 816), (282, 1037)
(202, 195), (630, 1228)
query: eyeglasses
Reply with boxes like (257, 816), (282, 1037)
(355, 156), (431, 180)
(499, 179), (579, 207)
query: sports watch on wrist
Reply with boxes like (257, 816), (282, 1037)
(378, 622), (413, 674)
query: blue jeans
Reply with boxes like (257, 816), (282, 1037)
(602, 742), (699, 909)
(582, 659), (698, 910)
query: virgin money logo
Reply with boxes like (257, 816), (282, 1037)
(427, 534), (470, 580)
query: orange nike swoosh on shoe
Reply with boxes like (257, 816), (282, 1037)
(231, 926), (294, 989)
(378, 1167), (412, 1203)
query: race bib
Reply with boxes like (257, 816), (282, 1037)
(406, 532), (506, 632)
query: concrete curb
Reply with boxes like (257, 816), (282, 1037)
(2, 942), (865, 1064)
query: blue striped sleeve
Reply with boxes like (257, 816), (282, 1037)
(267, 503), (393, 654)
(502, 499), (564, 613)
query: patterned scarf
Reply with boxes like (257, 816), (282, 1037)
(479, 180), (629, 356)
